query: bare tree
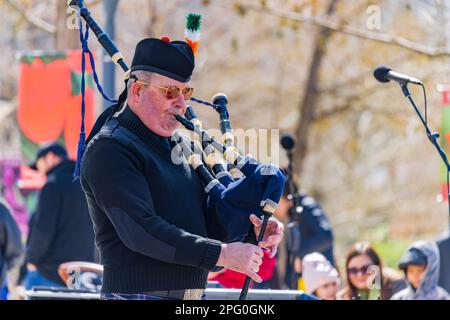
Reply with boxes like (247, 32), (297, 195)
(55, 0), (80, 50)
(294, 0), (339, 172)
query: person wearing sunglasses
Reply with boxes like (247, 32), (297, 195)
(337, 242), (406, 300)
(80, 37), (283, 300)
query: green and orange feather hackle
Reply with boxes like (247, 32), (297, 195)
(184, 13), (202, 56)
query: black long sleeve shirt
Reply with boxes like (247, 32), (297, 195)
(81, 106), (227, 293)
(297, 194), (335, 266)
(27, 161), (95, 284)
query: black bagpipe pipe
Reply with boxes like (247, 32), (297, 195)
(211, 93), (242, 178)
(183, 106), (234, 186)
(175, 113), (284, 227)
(68, 0), (128, 73)
(70, 0), (285, 300)
(68, 0), (131, 146)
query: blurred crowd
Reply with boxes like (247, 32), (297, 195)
(1, 143), (450, 300)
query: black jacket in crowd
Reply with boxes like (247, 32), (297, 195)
(80, 106), (229, 294)
(296, 194), (335, 265)
(285, 193), (335, 288)
(0, 200), (23, 286)
(27, 160), (96, 284)
(438, 234), (450, 293)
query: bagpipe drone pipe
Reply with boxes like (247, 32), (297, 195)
(175, 109), (285, 299)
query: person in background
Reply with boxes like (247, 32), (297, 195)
(391, 240), (449, 300)
(275, 180), (335, 290)
(25, 143), (95, 289)
(437, 233), (450, 294)
(302, 252), (340, 300)
(337, 242), (405, 300)
(0, 198), (24, 300)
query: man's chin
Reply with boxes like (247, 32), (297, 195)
(159, 125), (179, 137)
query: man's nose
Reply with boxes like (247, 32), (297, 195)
(176, 94), (187, 113)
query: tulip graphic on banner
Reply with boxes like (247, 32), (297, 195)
(17, 50), (95, 165)
(437, 84), (450, 201)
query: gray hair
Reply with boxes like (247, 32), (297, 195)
(126, 70), (154, 95)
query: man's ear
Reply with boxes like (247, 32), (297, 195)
(130, 82), (142, 104)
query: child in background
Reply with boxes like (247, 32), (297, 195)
(302, 252), (340, 300)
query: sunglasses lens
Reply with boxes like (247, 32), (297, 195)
(163, 86), (194, 100)
(182, 87), (194, 100)
(348, 268), (358, 275)
(349, 265), (372, 275)
(166, 87), (180, 99)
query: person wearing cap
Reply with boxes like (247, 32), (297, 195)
(80, 38), (283, 300)
(391, 240), (450, 300)
(302, 252), (340, 300)
(25, 143), (95, 289)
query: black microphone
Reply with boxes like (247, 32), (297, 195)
(374, 65), (422, 85)
(280, 134), (295, 151)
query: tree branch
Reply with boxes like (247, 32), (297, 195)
(234, 3), (450, 58)
(312, 99), (356, 121)
(5, 0), (55, 34)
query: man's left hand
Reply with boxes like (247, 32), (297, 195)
(249, 214), (284, 258)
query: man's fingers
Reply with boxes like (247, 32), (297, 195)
(250, 261), (260, 272)
(276, 223), (284, 235)
(253, 247), (264, 258)
(270, 220), (283, 234)
(270, 234), (283, 244)
(259, 234), (282, 248)
(249, 214), (262, 227)
(269, 246), (278, 259)
(258, 241), (272, 248)
(253, 256), (263, 265)
(247, 271), (263, 283)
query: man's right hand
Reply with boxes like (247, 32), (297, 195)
(216, 242), (264, 283)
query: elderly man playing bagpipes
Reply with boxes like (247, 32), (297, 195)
(72, 2), (285, 301)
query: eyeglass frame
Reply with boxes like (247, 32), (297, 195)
(132, 77), (194, 101)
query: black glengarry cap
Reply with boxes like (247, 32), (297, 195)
(130, 38), (195, 82)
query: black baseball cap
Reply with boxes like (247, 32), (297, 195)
(398, 248), (428, 270)
(29, 143), (68, 170)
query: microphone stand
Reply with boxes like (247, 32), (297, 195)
(400, 83), (450, 229)
(285, 150), (303, 289)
